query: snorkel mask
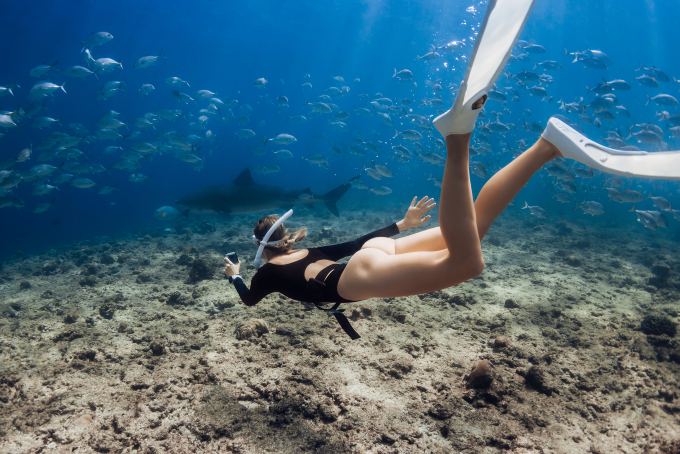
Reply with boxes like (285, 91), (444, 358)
(252, 208), (294, 268)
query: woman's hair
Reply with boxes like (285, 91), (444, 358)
(253, 214), (307, 253)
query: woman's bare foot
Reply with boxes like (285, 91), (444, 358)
(536, 137), (562, 159)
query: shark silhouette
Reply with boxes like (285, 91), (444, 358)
(176, 169), (355, 216)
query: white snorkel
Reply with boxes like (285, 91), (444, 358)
(253, 208), (294, 268)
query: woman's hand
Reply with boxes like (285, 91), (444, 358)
(224, 256), (241, 278)
(397, 196), (436, 231)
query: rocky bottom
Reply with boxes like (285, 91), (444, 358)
(0, 211), (679, 453)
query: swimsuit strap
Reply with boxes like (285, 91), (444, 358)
(311, 266), (361, 340)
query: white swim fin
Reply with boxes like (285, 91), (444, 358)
(434, 0), (536, 136)
(542, 117), (680, 180)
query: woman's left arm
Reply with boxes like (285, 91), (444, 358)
(396, 196), (436, 232)
(316, 195), (436, 260)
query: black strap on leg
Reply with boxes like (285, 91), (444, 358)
(324, 303), (361, 340)
(309, 270), (361, 340)
(314, 302), (360, 340)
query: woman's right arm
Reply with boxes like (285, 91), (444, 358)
(229, 275), (265, 306)
(225, 259), (270, 306)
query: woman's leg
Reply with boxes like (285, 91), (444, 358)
(474, 137), (559, 239)
(438, 133), (483, 260)
(393, 137), (559, 254)
(339, 134), (484, 300)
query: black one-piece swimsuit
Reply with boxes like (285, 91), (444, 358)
(232, 223), (399, 306)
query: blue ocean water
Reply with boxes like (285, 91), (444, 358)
(1, 0), (679, 257)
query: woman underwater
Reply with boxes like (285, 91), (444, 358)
(224, 0), (680, 338)
(224, 96), (564, 339)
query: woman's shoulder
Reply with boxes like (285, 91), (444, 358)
(267, 248), (312, 265)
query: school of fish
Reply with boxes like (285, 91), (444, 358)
(1, 10), (679, 231)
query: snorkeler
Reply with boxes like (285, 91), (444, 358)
(224, 0), (680, 338)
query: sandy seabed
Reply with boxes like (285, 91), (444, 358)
(1, 210), (679, 454)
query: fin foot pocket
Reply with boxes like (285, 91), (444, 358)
(542, 117), (680, 180)
(471, 94), (487, 110)
(433, 91), (488, 137)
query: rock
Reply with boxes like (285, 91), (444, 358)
(646, 335), (680, 364)
(379, 433), (396, 445)
(19, 281), (31, 290)
(379, 305), (407, 324)
(175, 253), (192, 266)
(100, 254), (115, 265)
(213, 300), (234, 311)
(448, 294), (477, 307)
(166, 291), (192, 306)
(117, 323), (131, 333)
(234, 319), (269, 340)
(81, 264), (99, 276)
(659, 439), (680, 454)
(150, 342), (165, 356)
(486, 436), (513, 450)
(53, 330), (83, 343)
(349, 307), (372, 321)
(188, 258), (214, 283)
(274, 327), (293, 336)
(524, 366), (554, 396)
(492, 336), (511, 349)
(75, 350), (97, 361)
(564, 255), (582, 267)
(136, 273), (153, 283)
(318, 401), (339, 423)
(465, 360), (493, 389)
(79, 276), (97, 287)
(504, 298), (520, 309)
(427, 402), (455, 420)
(99, 304), (115, 320)
(386, 356), (413, 379)
(63, 314), (78, 324)
(640, 314), (676, 337)
(648, 263), (671, 288)
(0, 304), (18, 318)
(40, 260), (61, 275)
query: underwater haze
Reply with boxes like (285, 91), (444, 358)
(1, 1), (680, 452)
(0, 0), (679, 254)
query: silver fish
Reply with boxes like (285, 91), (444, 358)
(370, 185), (393, 196)
(82, 31), (114, 49)
(268, 133), (297, 145)
(648, 94), (678, 106)
(135, 55), (160, 69)
(650, 196), (671, 211)
(29, 82), (66, 99)
(522, 201), (546, 218)
(64, 65), (95, 78)
(580, 201), (604, 216)
(393, 68), (414, 80)
(635, 210), (666, 230)
(139, 83), (156, 95)
(393, 129), (422, 141)
(0, 113), (17, 128)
